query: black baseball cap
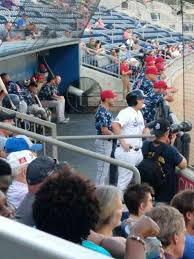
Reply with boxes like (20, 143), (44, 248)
(126, 89), (146, 100)
(0, 110), (16, 122)
(0, 158), (11, 176)
(26, 156), (57, 185)
(153, 119), (170, 137)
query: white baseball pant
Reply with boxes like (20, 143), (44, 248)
(95, 139), (112, 185)
(41, 99), (65, 122)
(115, 146), (143, 193)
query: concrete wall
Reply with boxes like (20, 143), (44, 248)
(80, 66), (123, 101)
(0, 53), (37, 81)
(0, 216), (109, 259)
(168, 61), (194, 165)
(99, 0), (122, 9)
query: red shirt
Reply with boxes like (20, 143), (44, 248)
(120, 63), (130, 74)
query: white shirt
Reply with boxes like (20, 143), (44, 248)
(7, 180), (28, 210)
(114, 107), (145, 148)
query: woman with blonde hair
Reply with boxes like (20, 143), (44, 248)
(95, 185), (123, 237)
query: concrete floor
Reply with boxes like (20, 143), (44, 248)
(56, 113), (99, 183)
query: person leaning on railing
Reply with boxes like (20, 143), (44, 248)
(141, 119), (187, 203)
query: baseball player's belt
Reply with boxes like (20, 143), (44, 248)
(116, 144), (140, 151)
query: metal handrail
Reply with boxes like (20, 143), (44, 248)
(80, 46), (121, 77)
(165, 52), (194, 84)
(0, 122), (141, 184)
(0, 106), (57, 158)
(57, 134), (154, 140)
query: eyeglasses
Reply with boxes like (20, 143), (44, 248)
(46, 159), (68, 177)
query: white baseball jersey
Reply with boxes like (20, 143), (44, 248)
(114, 107), (145, 148)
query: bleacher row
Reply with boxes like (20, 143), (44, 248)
(78, 5), (194, 78)
(82, 8), (193, 48)
(0, 0), (99, 56)
(0, 1), (192, 41)
(0, 0), (193, 58)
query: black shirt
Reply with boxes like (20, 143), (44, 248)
(142, 141), (183, 202)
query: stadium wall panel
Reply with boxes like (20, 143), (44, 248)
(0, 53), (37, 81)
(43, 44), (80, 94)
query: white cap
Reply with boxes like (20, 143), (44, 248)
(120, 44), (126, 49)
(6, 150), (37, 170)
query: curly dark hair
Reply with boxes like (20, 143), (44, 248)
(33, 173), (100, 244)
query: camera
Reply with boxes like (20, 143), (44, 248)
(146, 120), (192, 135)
(169, 121), (192, 134)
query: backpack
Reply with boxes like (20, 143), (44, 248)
(137, 142), (166, 189)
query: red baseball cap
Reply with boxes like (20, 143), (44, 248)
(39, 64), (48, 73)
(146, 62), (156, 67)
(155, 57), (165, 64)
(35, 74), (45, 81)
(156, 62), (165, 71)
(100, 90), (117, 100)
(145, 67), (158, 75)
(154, 81), (170, 90)
(39, 64), (46, 69)
(145, 55), (155, 63)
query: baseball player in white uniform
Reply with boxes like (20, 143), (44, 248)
(112, 90), (149, 192)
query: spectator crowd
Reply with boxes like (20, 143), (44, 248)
(0, 111), (192, 259)
(0, 3), (194, 259)
(0, 53), (192, 259)
(0, 0), (96, 44)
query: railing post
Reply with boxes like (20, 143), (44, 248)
(112, 21), (115, 44)
(118, 57), (121, 78)
(80, 46), (82, 66)
(51, 123), (58, 160)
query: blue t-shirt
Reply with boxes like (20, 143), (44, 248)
(182, 234), (194, 259)
(16, 18), (27, 29)
(142, 141), (183, 202)
(82, 240), (111, 257)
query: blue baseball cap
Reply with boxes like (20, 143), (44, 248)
(26, 156), (57, 185)
(5, 135), (43, 153)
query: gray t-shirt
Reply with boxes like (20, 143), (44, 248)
(15, 192), (35, 226)
(0, 136), (7, 151)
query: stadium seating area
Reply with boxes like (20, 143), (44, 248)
(80, 5), (194, 77)
(0, 0), (193, 58)
(82, 6), (193, 45)
(0, 0), (98, 56)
